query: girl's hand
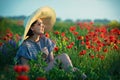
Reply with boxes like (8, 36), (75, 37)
(41, 47), (49, 58)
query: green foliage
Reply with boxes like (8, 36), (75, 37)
(0, 18), (24, 36)
(53, 22), (75, 32)
(0, 18), (120, 80)
(28, 53), (84, 80)
(108, 20), (120, 29)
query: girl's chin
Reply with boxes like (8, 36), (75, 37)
(39, 32), (44, 35)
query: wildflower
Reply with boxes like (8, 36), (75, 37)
(96, 40), (101, 44)
(66, 45), (73, 49)
(109, 35), (116, 43)
(103, 48), (108, 53)
(45, 32), (50, 38)
(61, 32), (65, 37)
(79, 50), (86, 56)
(16, 75), (29, 80)
(100, 26), (107, 33)
(91, 45), (95, 50)
(89, 54), (94, 59)
(14, 65), (22, 73)
(6, 32), (13, 38)
(54, 46), (59, 52)
(93, 37), (99, 42)
(81, 41), (85, 45)
(73, 31), (78, 35)
(86, 45), (91, 49)
(69, 26), (76, 32)
(22, 65), (30, 72)
(14, 65), (30, 73)
(3, 36), (9, 41)
(113, 44), (119, 50)
(70, 42), (75, 46)
(100, 55), (105, 60)
(85, 41), (90, 45)
(77, 36), (84, 40)
(54, 31), (60, 35)
(110, 28), (119, 35)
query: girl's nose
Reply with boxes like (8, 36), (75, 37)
(42, 23), (45, 28)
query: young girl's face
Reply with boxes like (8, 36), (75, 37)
(31, 19), (45, 35)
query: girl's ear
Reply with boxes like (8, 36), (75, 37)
(30, 27), (34, 31)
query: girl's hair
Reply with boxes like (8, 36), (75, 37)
(26, 20), (38, 37)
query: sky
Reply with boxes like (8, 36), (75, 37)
(0, 0), (120, 21)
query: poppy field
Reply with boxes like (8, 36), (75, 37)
(0, 18), (120, 80)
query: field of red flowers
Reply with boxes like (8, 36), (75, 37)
(0, 18), (120, 80)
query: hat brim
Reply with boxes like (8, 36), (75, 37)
(23, 6), (56, 40)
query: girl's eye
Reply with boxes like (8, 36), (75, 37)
(37, 23), (40, 25)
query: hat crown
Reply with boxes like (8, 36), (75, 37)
(24, 16), (30, 28)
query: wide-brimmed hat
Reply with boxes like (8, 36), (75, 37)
(23, 6), (56, 41)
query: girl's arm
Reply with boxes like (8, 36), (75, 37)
(48, 51), (54, 62)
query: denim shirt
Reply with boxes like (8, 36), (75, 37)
(15, 35), (55, 61)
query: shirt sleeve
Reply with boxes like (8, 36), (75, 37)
(15, 44), (30, 60)
(46, 38), (56, 53)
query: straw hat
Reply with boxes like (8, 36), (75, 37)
(23, 6), (56, 40)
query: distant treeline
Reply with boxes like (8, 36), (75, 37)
(0, 16), (114, 24)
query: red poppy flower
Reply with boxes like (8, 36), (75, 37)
(113, 44), (119, 50)
(110, 28), (119, 35)
(54, 47), (59, 52)
(81, 41), (85, 45)
(14, 65), (30, 73)
(100, 55), (105, 60)
(73, 31), (78, 35)
(69, 26), (76, 32)
(22, 65), (30, 72)
(95, 47), (101, 52)
(90, 54), (94, 59)
(14, 65), (22, 73)
(77, 36), (84, 40)
(45, 32), (50, 38)
(54, 31), (60, 35)
(70, 42), (75, 46)
(100, 33), (105, 38)
(93, 37), (99, 42)
(103, 48), (108, 53)
(79, 50), (86, 56)
(61, 32), (65, 37)
(6, 32), (13, 38)
(86, 41), (90, 45)
(3, 36), (9, 41)
(109, 35), (116, 43)
(66, 45), (73, 49)
(16, 75), (29, 80)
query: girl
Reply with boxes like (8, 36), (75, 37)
(15, 7), (86, 77)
